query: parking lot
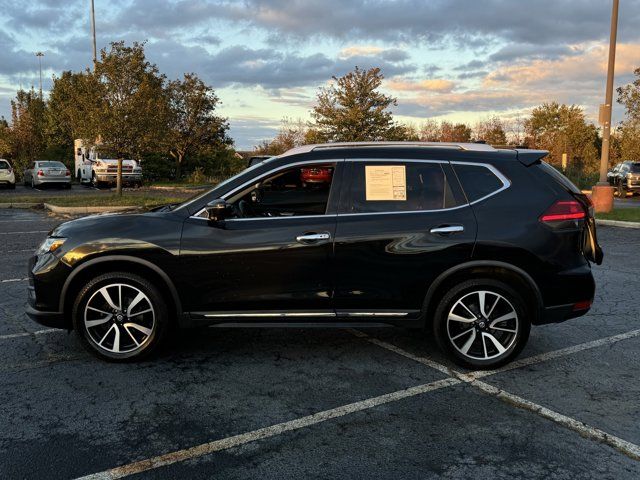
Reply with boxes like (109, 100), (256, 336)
(1, 208), (639, 479)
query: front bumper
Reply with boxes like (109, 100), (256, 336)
(95, 173), (142, 183)
(25, 304), (67, 328)
(27, 254), (72, 329)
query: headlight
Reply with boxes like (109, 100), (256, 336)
(36, 237), (66, 255)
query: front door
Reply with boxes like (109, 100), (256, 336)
(333, 159), (477, 318)
(178, 160), (343, 318)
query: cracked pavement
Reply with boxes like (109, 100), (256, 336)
(0, 208), (639, 479)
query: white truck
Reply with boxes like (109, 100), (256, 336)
(74, 139), (143, 187)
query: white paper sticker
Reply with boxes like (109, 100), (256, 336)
(365, 165), (406, 201)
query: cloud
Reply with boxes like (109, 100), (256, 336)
(388, 79), (455, 93)
(207, 0), (640, 46)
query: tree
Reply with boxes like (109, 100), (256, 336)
(418, 120), (441, 142)
(89, 41), (170, 195)
(474, 117), (507, 145)
(0, 117), (11, 158)
(46, 71), (102, 151)
(311, 66), (400, 142)
(616, 67), (640, 161)
(10, 89), (47, 175)
(166, 73), (231, 179)
(617, 67), (640, 122)
(440, 121), (472, 142)
(525, 102), (599, 172)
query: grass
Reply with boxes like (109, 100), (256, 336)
(1, 194), (190, 208)
(596, 209), (640, 223)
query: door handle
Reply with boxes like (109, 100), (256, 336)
(430, 225), (464, 235)
(296, 232), (331, 244)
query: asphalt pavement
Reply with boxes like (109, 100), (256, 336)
(0, 208), (639, 479)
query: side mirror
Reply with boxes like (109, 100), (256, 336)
(205, 199), (233, 223)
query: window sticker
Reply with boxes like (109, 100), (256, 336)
(365, 165), (407, 201)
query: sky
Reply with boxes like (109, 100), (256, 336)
(1, 0), (640, 150)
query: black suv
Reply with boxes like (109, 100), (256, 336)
(27, 142), (602, 368)
(607, 161), (640, 196)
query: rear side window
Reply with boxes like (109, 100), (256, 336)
(453, 164), (505, 202)
(536, 161), (581, 194)
(0, 161), (9, 170)
(344, 161), (464, 214)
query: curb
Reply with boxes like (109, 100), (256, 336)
(596, 219), (640, 229)
(148, 185), (207, 192)
(43, 203), (138, 214)
(0, 202), (39, 209)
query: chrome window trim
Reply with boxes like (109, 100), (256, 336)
(189, 158), (510, 221)
(451, 161), (511, 206)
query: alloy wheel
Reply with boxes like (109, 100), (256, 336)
(84, 283), (155, 354)
(446, 290), (519, 361)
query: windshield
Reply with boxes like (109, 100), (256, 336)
(629, 163), (640, 173)
(0, 161), (9, 169)
(174, 156), (277, 212)
(37, 161), (65, 168)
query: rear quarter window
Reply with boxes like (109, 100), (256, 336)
(536, 162), (581, 194)
(452, 164), (505, 202)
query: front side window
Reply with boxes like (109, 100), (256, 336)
(344, 161), (463, 214)
(229, 163), (336, 218)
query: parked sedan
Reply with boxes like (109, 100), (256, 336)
(0, 158), (16, 189)
(24, 160), (72, 189)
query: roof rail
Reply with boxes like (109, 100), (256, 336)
(280, 141), (498, 157)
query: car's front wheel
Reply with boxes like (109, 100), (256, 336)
(434, 279), (531, 369)
(72, 272), (168, 361)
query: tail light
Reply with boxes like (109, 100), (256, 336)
(65, 169), (71, 176)
(37, 169), (44, 177)
(540, 200), (586, 222)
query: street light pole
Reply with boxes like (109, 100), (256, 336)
(90, 0), (97, 68)
(592, 0), (619, 213)
(35, 52), (44, 99)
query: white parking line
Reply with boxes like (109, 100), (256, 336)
(354, 330), (640, 462)
(75, 377), (461, 480)
(470, 328), (640, 380)
(1, 248), (35, 254)
(0, 277), (28, 283)
(73, 326), (640, 479)
(0, 328), (60, 340)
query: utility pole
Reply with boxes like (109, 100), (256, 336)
(592, 0), (619, 213)
(90, 0), (97, 68)
(35, 52), (44, 99)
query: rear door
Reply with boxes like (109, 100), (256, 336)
(333, 159), (477, 318)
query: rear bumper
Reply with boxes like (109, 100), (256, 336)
(34, 177), (71, 185)
(95, 174), (142, 183)
(537, 303), (591, 325)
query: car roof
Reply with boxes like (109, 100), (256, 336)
(278, 141), (547, 165)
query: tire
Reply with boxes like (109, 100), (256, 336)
(72, 272), (169, 362)
(433, 278), (531, 369)
(9, 183), (15, 189)
(31, 178), (35, 189)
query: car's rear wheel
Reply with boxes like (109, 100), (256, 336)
(433, 279), (530, 369)
(72, 272), (168, 361)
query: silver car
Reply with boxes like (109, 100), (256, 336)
(24, 160), (72, 189)
(0, 159), (16, 189)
